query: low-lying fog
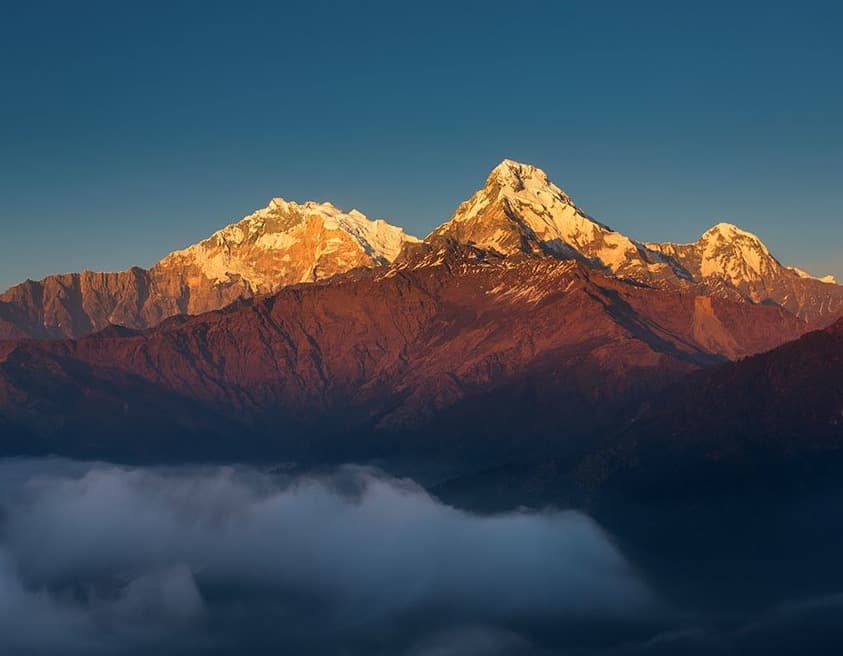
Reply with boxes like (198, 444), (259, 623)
(0, 458), (840, 655)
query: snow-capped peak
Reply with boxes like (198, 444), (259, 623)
(482, 159), (575, 208)
(426, 159), (677, 284)
(648, 221), (843, 320)
(788, 267), (837, 285)
(696, 222), (779, 284)
(432, 159), (595, 249)
(701, 222), (768, 245)
(156, 197), (419, 291)
(242, 198), (418, 262)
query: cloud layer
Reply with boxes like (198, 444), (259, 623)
(0, 459), (656, 655)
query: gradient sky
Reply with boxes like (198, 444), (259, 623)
(1, 0), (841, 291)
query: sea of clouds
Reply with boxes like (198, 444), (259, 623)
(0, 458), (661, 655)
(1, 458), (842, 655)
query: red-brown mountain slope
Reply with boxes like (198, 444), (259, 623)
(0, 257), (807, 460)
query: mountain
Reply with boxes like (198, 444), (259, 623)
(432, 317), (843, 519)
(0, 200), (418, 339)
(403, 160), (843, 325)
(648, 223), (843, 323)
(594, 316), (843, 484)
(595, 315), (843, 504)
(154, 198), (416, 293)
(418, 160), (685, 286)
(0, 253), (807, 462)
(1, 157), (836, 462)
(430, 319), (843, 636)
(1, 159), (839, 341)
(788, 266), (837, 285)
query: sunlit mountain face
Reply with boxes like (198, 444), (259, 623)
(0, 160), (835, 457)
(2, 160), (841, 342)
(1, 160), (841, 655)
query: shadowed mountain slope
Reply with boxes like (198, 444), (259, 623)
(0, 257), (806, 462)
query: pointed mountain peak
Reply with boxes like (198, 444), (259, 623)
(483, 159), (573, 205)
(440, 159), (578, 235)
(699, 221), (774, 258)
(487, 158), (547, 186)
(690, 222), (781, 284)
(700, 222), (766, 245)
(267, 196), (292, 209)
(428, 159), (582, 250)
(419, 160), (680, 285)
(650, 225), (843, 321)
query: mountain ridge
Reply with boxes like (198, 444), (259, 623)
(0, 255), (808, 462)
(1, 159), (841, 340)
(647, 222), (842, 321)
(0, 200), (418, 339)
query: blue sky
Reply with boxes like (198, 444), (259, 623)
(1, 0), (841, 290)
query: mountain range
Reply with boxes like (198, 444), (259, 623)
(1, 160), (840, 342)
(0, 199), (418, 339)
(0, 159), (840, 484)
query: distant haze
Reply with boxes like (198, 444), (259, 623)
(1, 1), (841, 291)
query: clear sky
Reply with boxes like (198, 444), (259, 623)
(1, 1), (841, 291)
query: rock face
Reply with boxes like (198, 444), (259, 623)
(0, 268), (169, 340)
(0, 200), (418, 339)
(0, 256), (807, 461)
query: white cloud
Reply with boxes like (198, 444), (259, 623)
(0, 459), (655, 654)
